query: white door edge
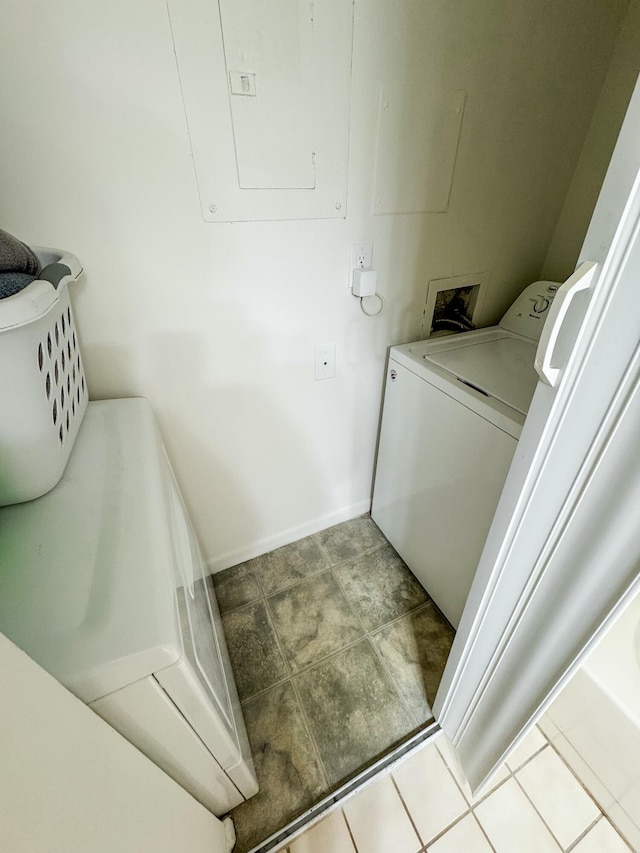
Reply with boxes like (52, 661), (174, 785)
(434, 74), (640, 790)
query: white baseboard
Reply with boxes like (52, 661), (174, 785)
(206, 498), (372, 574)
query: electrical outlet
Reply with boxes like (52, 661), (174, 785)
(314, 344), (336, 381)
(349, 243), (373, 287)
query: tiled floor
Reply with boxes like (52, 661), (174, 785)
(279, 728), (633, 853)
(210, 516), (455, 853)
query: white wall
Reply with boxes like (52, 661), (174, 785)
(543, 0), (640, 281)
(0, 634), (228, 853)
(0, 0), (627, 571)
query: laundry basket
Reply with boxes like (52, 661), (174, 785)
(0, 247), (88, 505)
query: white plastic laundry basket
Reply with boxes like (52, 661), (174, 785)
(0, 247), (88, 505)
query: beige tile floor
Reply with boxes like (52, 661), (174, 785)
(276, 727), (633, 853)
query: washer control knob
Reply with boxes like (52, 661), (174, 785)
(533, 296), (550, 314)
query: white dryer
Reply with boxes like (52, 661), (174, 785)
(0, 398), (258, 816)
(372, 281), (559, 628)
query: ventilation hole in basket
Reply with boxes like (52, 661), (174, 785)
(38, 343), (44, 372)
(67, 341), (71, 360)
(54, 361), (59, 385)
(72, 331), (77, 351)
(52, 400), (58, 426)
(54, 323), (59, 346)
(77, 354), (80, 370)
(61, 387), (65, 409)
(61, 313), (66, 335)
(68, 307), (71, 325)
(72, 365), (76, 383)
(81, 375), (85, 394)
(72, 398), (76, 416)
(47, 333), (52, 357)
(45, 373), (51, 399)
(66, 411), (70, 432)
(77, 387), (80, 404)
(59, 425), (64, 445)
(61, 351), (66, 371)
(67, 375), (71, 394)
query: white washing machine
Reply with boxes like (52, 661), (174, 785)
(0, 398), (258, 816)
(372, 281), (559, 628)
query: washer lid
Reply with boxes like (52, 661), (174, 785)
(425, 333), (538, 415)
(0, 398), (182, 703)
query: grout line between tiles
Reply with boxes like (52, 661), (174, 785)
(511, 764), (567, 851)
(265, 536), (393, 598)
(438, 737), (513, 811)
(322, 560), (423, 725)
(390, 773), (428, 848)
(240, 598), (440, 704)
(261, 563), (332, 600)
(439, 749), (502, 853)
(242, 558), (269, 600)
(257, 592), (293, 677)
(240, 674), (293, 708)
(239, 605), (435, 706)
(367, 599), (434, 636)
(224, 534), (395, 614)
(544, 738), (635, 851)
(426, 758), (492, 850)
(327, 561), (429, 729)
(288, 673), (331, 791)
(341, 808), (360, 853)
(328, 564), (370, 634)
(470, 812), (499, 853)
(565, 815), (605, 852)
(276, 632), (366, 680)
(263, 569), (367, 670)
(365, 627), (426, 728)
(506, 738), (549, 773)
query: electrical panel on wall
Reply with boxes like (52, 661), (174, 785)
(167, 0), (353, 222)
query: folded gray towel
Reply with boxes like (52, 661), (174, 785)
(0, 271), (37, 299)
(0, 228), (41, 276)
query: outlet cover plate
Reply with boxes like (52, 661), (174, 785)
(349, 243), (373, 287)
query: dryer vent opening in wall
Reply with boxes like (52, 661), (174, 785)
(423, 272), (489, 338)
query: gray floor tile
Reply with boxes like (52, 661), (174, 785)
(334, 545), (428, 632)
(295, 639), (416, 787)
(316, 515), (387, 566)
(268, 572), (364, 671)
(231, 681), (327, 853)
(216, 518), (456, 851)
(254, 536), (329, 595)
(371, 603), (454, 725)
(211, 561), (262, 615)
(222, 600), (289, 700)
